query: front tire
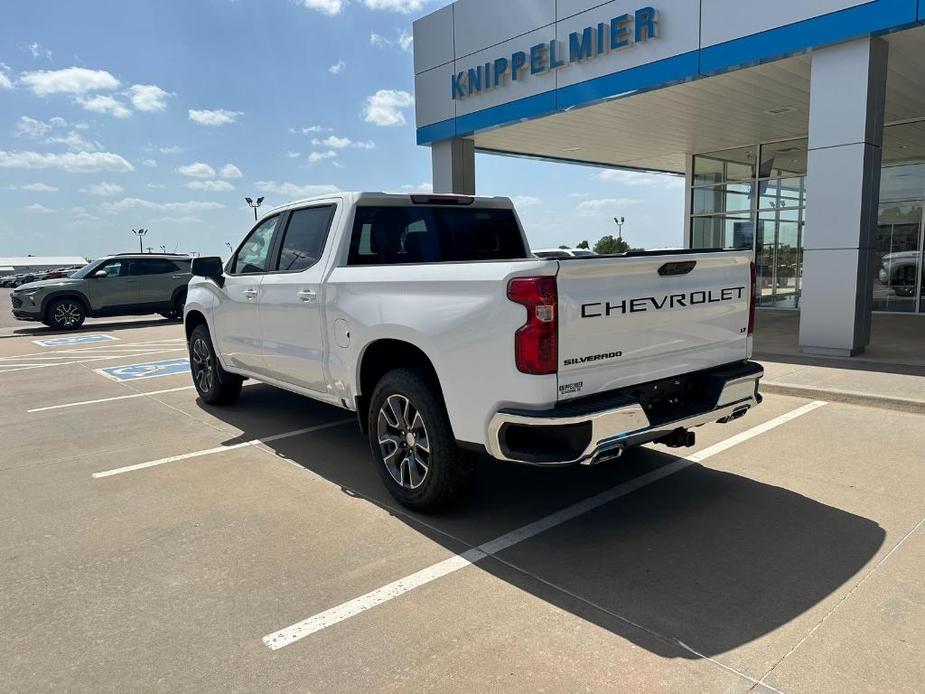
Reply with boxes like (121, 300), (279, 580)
(189, 324), (243, 405)
(368, 368), (474, 511)
(45, 298), (86, 330)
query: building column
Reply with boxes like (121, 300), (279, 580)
(799, 37), (888, 357)
(432, 138), (475, 195)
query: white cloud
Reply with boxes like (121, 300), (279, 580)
(21, 182), (58, 192)
(26, 42), (53, 60)
(20, 67), (119, 95)
(363, 0), (430, 12)
(296, 125), (328, 134)
(158, 145), (183, 155)
(594, 169), (684, 188)
(15, 116), (53, 138)
(370, 30), (413, 53)
(99, 198), (225, 215)
(255, 180), (340, 197)
(329, 61), (346, 75)
(401, 182), (433, 193)
(177, 162), (216, 178)
(362, 89), (414, 127)
(82, 182), (124, 196)
(188, 108), (242, 126)
(308, 150), (338, 164)
(149, 215), (202, 225)
(24, 203), (54, 214)
(576, 197), (643, 215)
(0, 65), (12, 90)
(188, 180), (234, 192)
(147, 183), (166, 189)
(141, 158), (158, 168)
(285, 151), (301, 159)
(126, 84), (171, 112)
(298, 0), (345, 14)
(76, 94), (132, 119)
(311, 134), (375, 149)
(218, 163), (243, 179)
(511, 195), (542, 208)
(397, 30), (414, 52)
(47, 130), (100, 151)
(0, 150), (134, 173)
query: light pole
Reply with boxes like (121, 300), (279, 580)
(225, 242), (233, 255)
(245, 196), (264, 221)
(613, 216), (625, 241)
(159, 245), (167, 253)
(132, 228), (148, 253)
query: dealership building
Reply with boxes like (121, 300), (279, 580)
(412, 0), (925, 356)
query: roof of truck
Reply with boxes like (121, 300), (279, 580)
(263, 192), (515, 218)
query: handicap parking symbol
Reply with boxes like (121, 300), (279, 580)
(96, 358), (191, 382)
(34, 334), (119, 347)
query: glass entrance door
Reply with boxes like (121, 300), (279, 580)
(756, 209), (803, 308)
(873, 203), (923, 313)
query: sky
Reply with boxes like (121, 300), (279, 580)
(0, 0), (684, 260)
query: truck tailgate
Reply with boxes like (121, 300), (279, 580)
(555, 251), (752, 400)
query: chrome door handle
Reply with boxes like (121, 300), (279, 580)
(171, 274), (188, 279)
(297, 289), (317, 303)
(243, 288), (258, 299)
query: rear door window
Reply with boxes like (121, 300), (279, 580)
(347, 206), (527, 266)
(275, 205), (335, 272)
(135, 258), (183, 275)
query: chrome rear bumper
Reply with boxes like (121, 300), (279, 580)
(486, 362), (763, 466)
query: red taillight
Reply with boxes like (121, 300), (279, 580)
(748, 261), (757, 336)
(508, 276), (557, 375)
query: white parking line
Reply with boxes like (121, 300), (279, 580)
(262, 400), (828, 650)
(27, 386), (196, 413)
(91, 420), (355, 478)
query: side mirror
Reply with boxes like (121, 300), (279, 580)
(191, 256), (225, 287)
(93, 270), (108, 278)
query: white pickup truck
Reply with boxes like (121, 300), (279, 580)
(184, 192), (762, 510)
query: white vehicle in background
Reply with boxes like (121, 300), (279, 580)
(184, 192), (763, 511)
(534, 247), (597, 259)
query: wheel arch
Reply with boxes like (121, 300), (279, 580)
(184, 309), (208, 342)
(40, 291), (91, 318)
(355, 338), (446, 435)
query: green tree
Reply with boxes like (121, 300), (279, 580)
(593, 235), (631, 255)
(576, 240), (590, 249)
(558, 244), (570, 249)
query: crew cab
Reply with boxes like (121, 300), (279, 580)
(184, 193), (762, 510)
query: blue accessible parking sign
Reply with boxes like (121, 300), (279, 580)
(96, 358), (191, 382)
(34, 334), (118, 347)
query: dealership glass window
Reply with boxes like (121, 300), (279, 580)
(690, 139), (807, 308)
(877, 121), (925, 313)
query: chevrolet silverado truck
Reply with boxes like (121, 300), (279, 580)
(184, 192), (762, 510)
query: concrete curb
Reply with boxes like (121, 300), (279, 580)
(762, 381), (925, 415)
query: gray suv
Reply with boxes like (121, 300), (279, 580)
(10, 254), (192, 329)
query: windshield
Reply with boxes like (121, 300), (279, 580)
(69, 261), (101, 279)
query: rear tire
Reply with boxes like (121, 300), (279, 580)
(163, 292), (186, 321)
(45, 298), (85, 330)
(367, 368), (475, 511)
(189, 324), (243, 405)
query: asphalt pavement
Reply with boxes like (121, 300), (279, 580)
(1, 310), (923, 693)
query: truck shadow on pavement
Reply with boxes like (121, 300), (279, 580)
(201, 384), (886, 660)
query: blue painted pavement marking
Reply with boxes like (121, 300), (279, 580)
(96, 358), (191, 382)
(33, 334), (119, 347)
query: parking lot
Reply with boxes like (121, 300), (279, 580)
(1, 313), (923, 693)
